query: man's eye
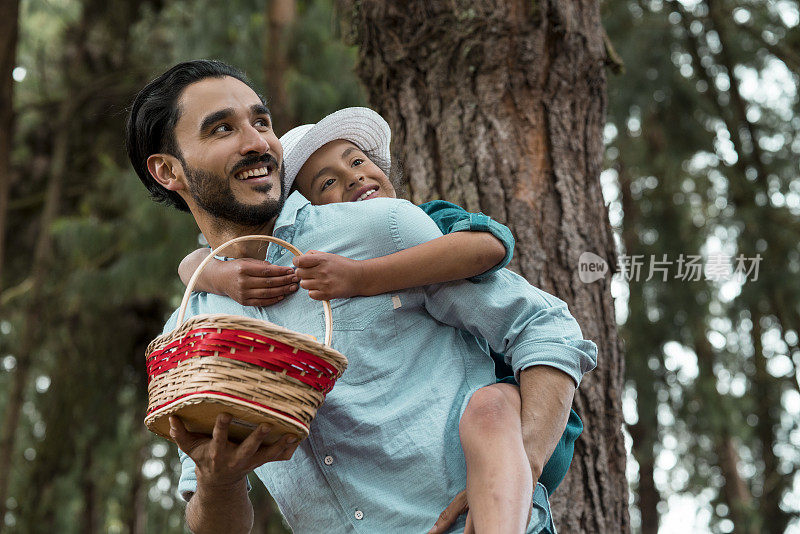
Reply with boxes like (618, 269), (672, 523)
(254, 118), (271, 130)
(213, 124), (232, 134)
(321, 178), (336, 191)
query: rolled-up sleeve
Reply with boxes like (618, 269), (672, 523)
(423, 272), (597, 386)
(178, 450), (198, 502)
(390, 201), (597, 386)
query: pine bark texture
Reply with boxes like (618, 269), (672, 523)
(339, 1), (628, 531)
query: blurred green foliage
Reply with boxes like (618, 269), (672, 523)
(1, 0), (364, 532)
(605, 1), (800, 532)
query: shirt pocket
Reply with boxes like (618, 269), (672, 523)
(329, 294), (390, 331)
(329, 295), (401, 385)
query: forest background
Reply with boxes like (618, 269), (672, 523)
(0, 0), (798, 533)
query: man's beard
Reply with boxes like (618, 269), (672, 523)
(185, 159), (286, 228)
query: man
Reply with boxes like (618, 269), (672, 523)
(126, 60), (597, 534)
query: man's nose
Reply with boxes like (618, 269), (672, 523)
(240, 125), (270, 155)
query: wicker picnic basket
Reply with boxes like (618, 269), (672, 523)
(144, 235), (348, 444)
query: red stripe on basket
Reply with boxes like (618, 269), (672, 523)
(147, 390), (309, 429)
(146, 328), (340, 394)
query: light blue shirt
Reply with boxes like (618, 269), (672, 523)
(171, 192), (597, 533)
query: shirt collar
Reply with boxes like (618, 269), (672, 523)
(273, 190), (311, 234)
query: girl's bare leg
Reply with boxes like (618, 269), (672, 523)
(459, 383), (532, 533)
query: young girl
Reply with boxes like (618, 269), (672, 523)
(179, 108), (580, 533)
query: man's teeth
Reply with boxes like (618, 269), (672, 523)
(236, 167), (270, 180)
(356, 188), (378, 201)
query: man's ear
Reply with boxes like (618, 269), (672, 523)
(147, 154), (185, 191)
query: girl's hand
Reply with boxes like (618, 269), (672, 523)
(217, 258), (299, 306)
(292, 251), (365, 300)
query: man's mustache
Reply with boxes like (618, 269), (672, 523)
(231, 153), (279, 175)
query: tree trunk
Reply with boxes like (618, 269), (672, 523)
(338, 1), (628, 531)
(750, 311), (787, 533)
(704, 0), (766, 176)
(126, 423), (149, 534)
(263, 0), (297, 134)
(618, 162), (660, 534)
(717, 435), (755, 531)
(81, 448), (97, 534)
(691, 322), (758, 534)
(0, 0), (19, 288)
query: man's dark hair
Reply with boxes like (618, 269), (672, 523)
(125, 60), (265, 211)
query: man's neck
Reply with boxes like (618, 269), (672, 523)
(201, 217), (278, 259)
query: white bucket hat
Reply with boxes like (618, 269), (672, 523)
(280, 107), (391, 193)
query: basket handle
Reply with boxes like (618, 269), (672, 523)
(177, 235), (333, 347)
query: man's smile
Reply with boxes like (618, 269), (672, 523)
(234, 158), (278, 184)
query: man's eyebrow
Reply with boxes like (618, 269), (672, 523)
(251, 104), (271, 117)
(199, 108), (234, 133)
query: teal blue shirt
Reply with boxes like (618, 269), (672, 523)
(173, 192), (597, 533)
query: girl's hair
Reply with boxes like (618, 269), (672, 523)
(383, 151), (408, 200)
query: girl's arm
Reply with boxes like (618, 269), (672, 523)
(295, 201), (514, 301)
(293, 231), (507, 300)
(179, 248), (299, 306)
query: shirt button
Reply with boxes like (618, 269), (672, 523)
(324, 455), (333, 465)
(354, 510), (364, 520)
(280, 250), (286, 256)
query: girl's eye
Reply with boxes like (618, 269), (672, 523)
(321, 178), (336, 191)
(352, 158), (364, 167)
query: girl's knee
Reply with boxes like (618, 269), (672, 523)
(459, 385), (521, 438)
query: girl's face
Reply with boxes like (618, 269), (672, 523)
(294, 139), (396, 205)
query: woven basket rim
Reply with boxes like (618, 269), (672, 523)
(146, 313), (348, 371)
